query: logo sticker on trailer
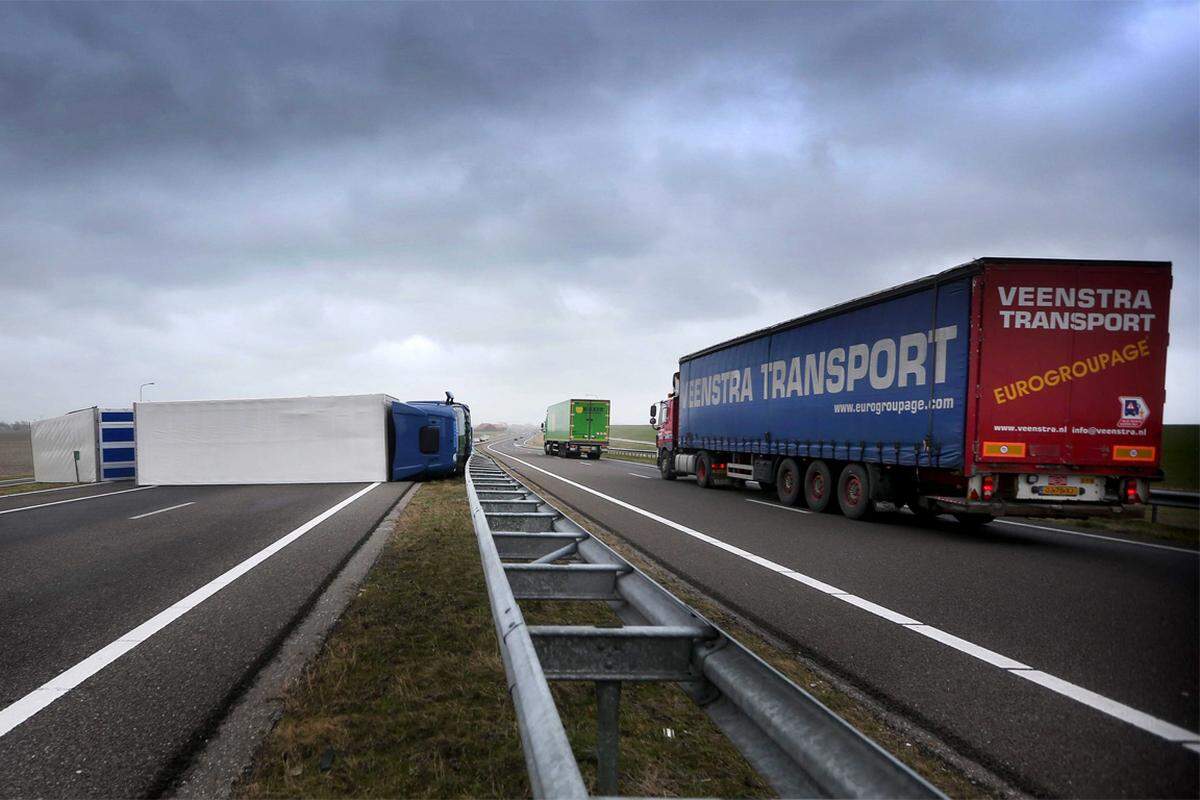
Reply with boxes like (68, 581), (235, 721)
(1118, 396), (1149, 429)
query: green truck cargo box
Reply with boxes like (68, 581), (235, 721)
(542, 399), (610, 459)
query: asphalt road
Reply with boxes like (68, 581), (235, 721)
(487, 438), (1199, 798)
(0, 479), (409, 798)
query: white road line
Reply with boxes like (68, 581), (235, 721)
(0, 486), (156, 516)
(746, 497), (812, 514)
(995, 519), (1197, 555)
(628, 472), (655, 479)
(129, 501), (195, 520)
(486, 443), (1200, 749)
(1012, 670), (1199, 743)
(0, 482), (380, 739)
(906, 625), (1031, 670)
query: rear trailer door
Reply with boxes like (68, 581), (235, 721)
(587, 401), (609, 443)
(972, 261), (1170, 473)
(569, 401), (590, 441)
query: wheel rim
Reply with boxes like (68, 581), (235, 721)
(845, 475), (861, 506)
(698, 463), (707, 482)
(782, 470), (795, 494)
(811, 473), (824, 500)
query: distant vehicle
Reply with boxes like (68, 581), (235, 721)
(391, 400), (459, 480)
(652, 258), (1172, 525)
(542, 399), (610, 459)
(409, 392), (472, 472)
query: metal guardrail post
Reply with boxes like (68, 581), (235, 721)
(467, 453), (943, 799)
(595, 681), (621, 796)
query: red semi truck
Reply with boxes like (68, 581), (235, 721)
(651, 258), (1172, 524)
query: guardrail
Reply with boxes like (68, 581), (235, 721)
(1149, 488), (1200, 522)
(604, 446), (656, 458)
(466, 453), (942, 798)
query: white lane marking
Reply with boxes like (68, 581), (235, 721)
(906, 625), (1031, 670)
(129, 501), (195, 520)
(0, 486), (156, 516)
(0, 482), (381, 739)
(839, 594), (923, 625)
(746, 497), (812, 514)
(995, 519), (1197, 555)
(629, 472), (655, 480)
(1013, 670), (1199, 743)
(486, 443), (1200, 749)
(1185, 743), (1200, 755)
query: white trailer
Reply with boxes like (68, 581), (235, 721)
(31, 407), (136, 483)
(134, 394), (396, 485)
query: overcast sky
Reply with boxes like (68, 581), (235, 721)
(2, 1), (1197, 425)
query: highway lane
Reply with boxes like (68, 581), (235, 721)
(0, 480), (410, 797)
(489, 438), (1199, 798)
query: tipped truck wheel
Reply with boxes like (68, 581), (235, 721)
(804, 460), (833, 512)
(658, 449), (676, 480)
(776, 458), (802, 506)
(696, 451), (713, 489)
(837, 463), (874, 520)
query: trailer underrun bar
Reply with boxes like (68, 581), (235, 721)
(466, 451), (943, 799)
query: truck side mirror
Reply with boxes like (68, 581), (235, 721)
(540, 422), (545, 431)
(649, 403), (657, 422)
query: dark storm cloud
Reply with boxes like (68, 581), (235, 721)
(0, 1), (1196, 422)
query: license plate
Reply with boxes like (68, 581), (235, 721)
(1039, 485), (1080, 497)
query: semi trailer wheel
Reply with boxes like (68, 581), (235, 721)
(658, 450), (676, 480)
(696, 451), (714, 488)
(837, 463), (874, 520)
(804, 460), (833, 512)
(776, 458), (802, 506)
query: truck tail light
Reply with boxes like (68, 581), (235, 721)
(1124, 479), (1141, 504)
(982, 475), (996, 500)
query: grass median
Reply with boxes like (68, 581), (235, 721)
(239, 477), (770, 799)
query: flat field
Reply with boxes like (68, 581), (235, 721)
(0, 429), (32, 479)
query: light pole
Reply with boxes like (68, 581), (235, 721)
(139, 382), (156, 402)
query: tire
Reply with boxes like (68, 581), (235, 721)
(837, 463), (874, 520)
(954, 513), (995, 529)
(696, 451), (714, 489)
(658, 449), (676, 480)
(544, 443), (551, 455)
(776, 458), (802, 506)
(803, 460), (833, 512)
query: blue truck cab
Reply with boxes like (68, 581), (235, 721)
(409, 394), (473, 473)
(390, 401), (459, 481)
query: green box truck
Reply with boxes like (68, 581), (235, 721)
(542, 399), (610, 459)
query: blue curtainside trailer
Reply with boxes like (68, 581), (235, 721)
(677, 277), (971, 468)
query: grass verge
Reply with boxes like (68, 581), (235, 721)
(609, 425), (657, 445)
(239, 477), (770, 798)
(0, 481), (67, 496)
